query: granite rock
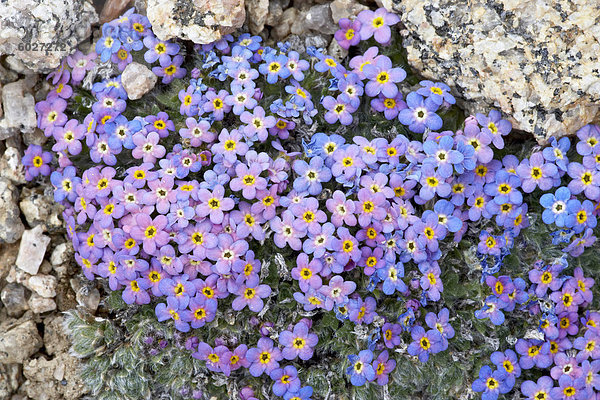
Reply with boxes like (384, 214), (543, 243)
(121, 62), (157, 100)
(0, 178), (25, 244)
(385, 0), (600, 142)
(0, 318), (43, 363)
(16, 225), (51, 275)
(0, 363), (21, 400)
(0, 80), (37, 139)
(0, 0), (98, 72)
(147, 0), (245, 44)
(0, 141), (27, 184)
(305, 3), (338, 35)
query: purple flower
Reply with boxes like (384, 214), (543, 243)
(230, 162), (267, 199)
(50, 166), (81, 203)
(331, 227), (361, 266)
(335, 18), (362, 49)
(212, 128), (248, 165)
(398, 92), (442, 134)
(475, 296), (505, 325)
(407, 326), (443, 362)
(259, 53), (290, 84)
(346, 350), (375, 386)
(363, 55), (405, 98)
(322, 95), (357, 125)
(231, 281), (271, 312)
(246, 337), (282, 377)
(132, 131), (166, 163)
(517, 152), (558, 192)
(195, 184), (235, 224)
(550, 375), (586, 400)
(155, 297), (191, 332)
(357, 8), (399, 44)
(129, 214), (170, 256)
(240, 106), (276, 142)
(320, 275), (356, 311)
(122, 278), (151, 305)
(568, 162), (600, 200)
(515, 339), (552, 369)
(271, 210), (305, 251)
(476, 110), (512, 149)
(279, 321), (318, 361)
(416, 80), (456, 106)
(326, 190), (357, 227)
(152, 55), (186, 84)
(521, 376), (554, 400)
(419, 163), (451, 200)
(207, 234), (248, 274)
(576, 124), (600, 156)
(291, 253), (323, 292)
(270, 365), (301, 397)
(471, 365), (511, 400)
(22, 144), (52, 180)
(544, 136), (571, 172)
(371, 92), (406, 120)
(372, 350), (396, 386)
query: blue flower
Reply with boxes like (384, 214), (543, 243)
(540, 186), (571, 227)
(346, 350), (375, 386)
(471, 365), (511, 400)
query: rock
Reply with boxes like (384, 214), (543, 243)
(0, 363), (21, 400)
(99, 0), (132, 23)
(147, 0), (245, 44)
(19, 185), (64, 230)
(0, 319), (43, 363)
(0, 241), (19, 280)
(50, 242), (73, 266)
(70, 277), (100, 313)
(305, 3), (338, 34)
(246, 0), (269, 35)
(121, 62), (157, 100)
(16, 225), (51, 275)
(0, 141), (27, 184)
(328, 35), (348, 62)
(290, 10), (309, 36)
(266, 0), (289, 27)
(330, 0), (369, 23)
(272, 7), (298, 41)
(43, 315), (69, 356)
(0, 0), (98, 72)
(27, 275), (57, 298)
(55, 278), (77, 312)
(1, 283), (29, 317)
(0, 80), (37, 139)
(5, 262), (30, 287)
(304, 35), (330, 51)
(387, 0), (600, 143)
(22, 128), (48, 147)
(284, 34), (306, 53)
(21, 352), (88, 400)
(0, 178), (25, 244)
(28, 294), (56, 314)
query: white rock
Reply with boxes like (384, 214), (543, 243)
(16, 225), (51, 275)
(0, 177), (25, 244)
(388, 0), (600, 142)
(0, 319), (43, 363)
(121, 62), (158, 101)
(27, 275), (57, 298)
(0, 80), (36, 139)
(28, 293), (56, 314)
(50, 242), (73, 266)
(246, 0), (269, 35)
(0, 0), (98, 72)
(147, 0), (245, 44)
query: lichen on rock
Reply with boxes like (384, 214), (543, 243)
(384, 0), (600, 142)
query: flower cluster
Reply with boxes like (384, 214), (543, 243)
(26, 5), (600, 399)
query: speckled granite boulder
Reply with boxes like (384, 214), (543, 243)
(0, 0), (98, 72)
(384, 0), (600, 142)
(147, 0), (246, 44)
